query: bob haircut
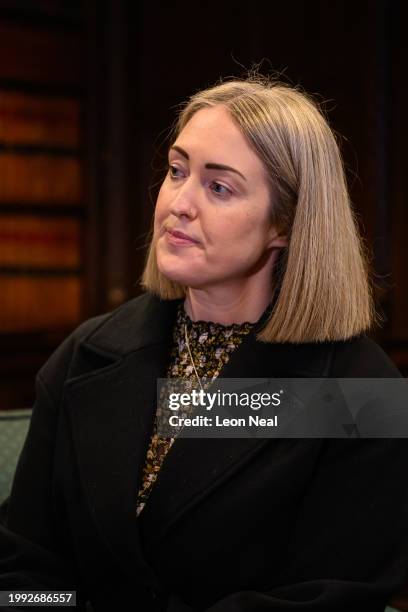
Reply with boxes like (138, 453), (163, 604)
(141, 75), (375, 343)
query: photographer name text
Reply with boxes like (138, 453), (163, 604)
(168, 414), (278, 428)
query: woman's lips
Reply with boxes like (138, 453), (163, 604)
(166, 228), (200, 246)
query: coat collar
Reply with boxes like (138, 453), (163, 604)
(74, 292), (334, 377)
(63, 293), (334, 581)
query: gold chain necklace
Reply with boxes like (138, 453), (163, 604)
(183, 318), (252, 391)
(184, 323), (205, 392)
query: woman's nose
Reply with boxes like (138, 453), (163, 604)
(169, 181), (198, 219)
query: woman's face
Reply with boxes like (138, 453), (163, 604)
(154, 105), (285, 290)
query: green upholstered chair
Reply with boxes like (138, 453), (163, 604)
(0, 409), (31, 504)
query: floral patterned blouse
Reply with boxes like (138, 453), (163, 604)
(136, 303), (254, 516)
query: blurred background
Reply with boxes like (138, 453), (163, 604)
(0, 0), (407, 413)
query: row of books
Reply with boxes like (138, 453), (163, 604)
(0, 276), (81, 333)
(0, 91), (80, 147)
(0, 21), (81, 88)
(0, 86), (83, 332)
(0, 215), (80, 267)
(0, 154), (81, 204)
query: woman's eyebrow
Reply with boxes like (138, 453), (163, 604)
(170, 145), (247, 181)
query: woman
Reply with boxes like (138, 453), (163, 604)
(1, 76), (407, 612)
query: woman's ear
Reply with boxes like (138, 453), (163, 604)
(267, 226), (288, 249)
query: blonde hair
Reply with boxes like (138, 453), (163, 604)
(141, 75), (375, 343)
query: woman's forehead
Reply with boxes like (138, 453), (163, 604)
(173, 106), (265, 177)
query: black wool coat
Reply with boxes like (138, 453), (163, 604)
(0, 292), (407, 612)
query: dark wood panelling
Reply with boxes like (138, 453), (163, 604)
(389, 0), (408, 342)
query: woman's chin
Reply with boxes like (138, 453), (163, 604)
(158, 262), (199, 287)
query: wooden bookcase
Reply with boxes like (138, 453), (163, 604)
(0, 7), (86, 408)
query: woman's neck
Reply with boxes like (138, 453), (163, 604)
(184, 285), (273, 325)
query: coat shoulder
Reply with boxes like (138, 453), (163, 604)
(37, 293), (158, 404)
(329, 334), (401, 377)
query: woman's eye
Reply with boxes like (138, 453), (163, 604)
(168, 164), (183, 179)
(210, 182), (231, 197)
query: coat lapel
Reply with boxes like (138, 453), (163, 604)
(65, 343), (168, 582)
(62, 294), (178, 582)
(62, 293), (333, 573)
